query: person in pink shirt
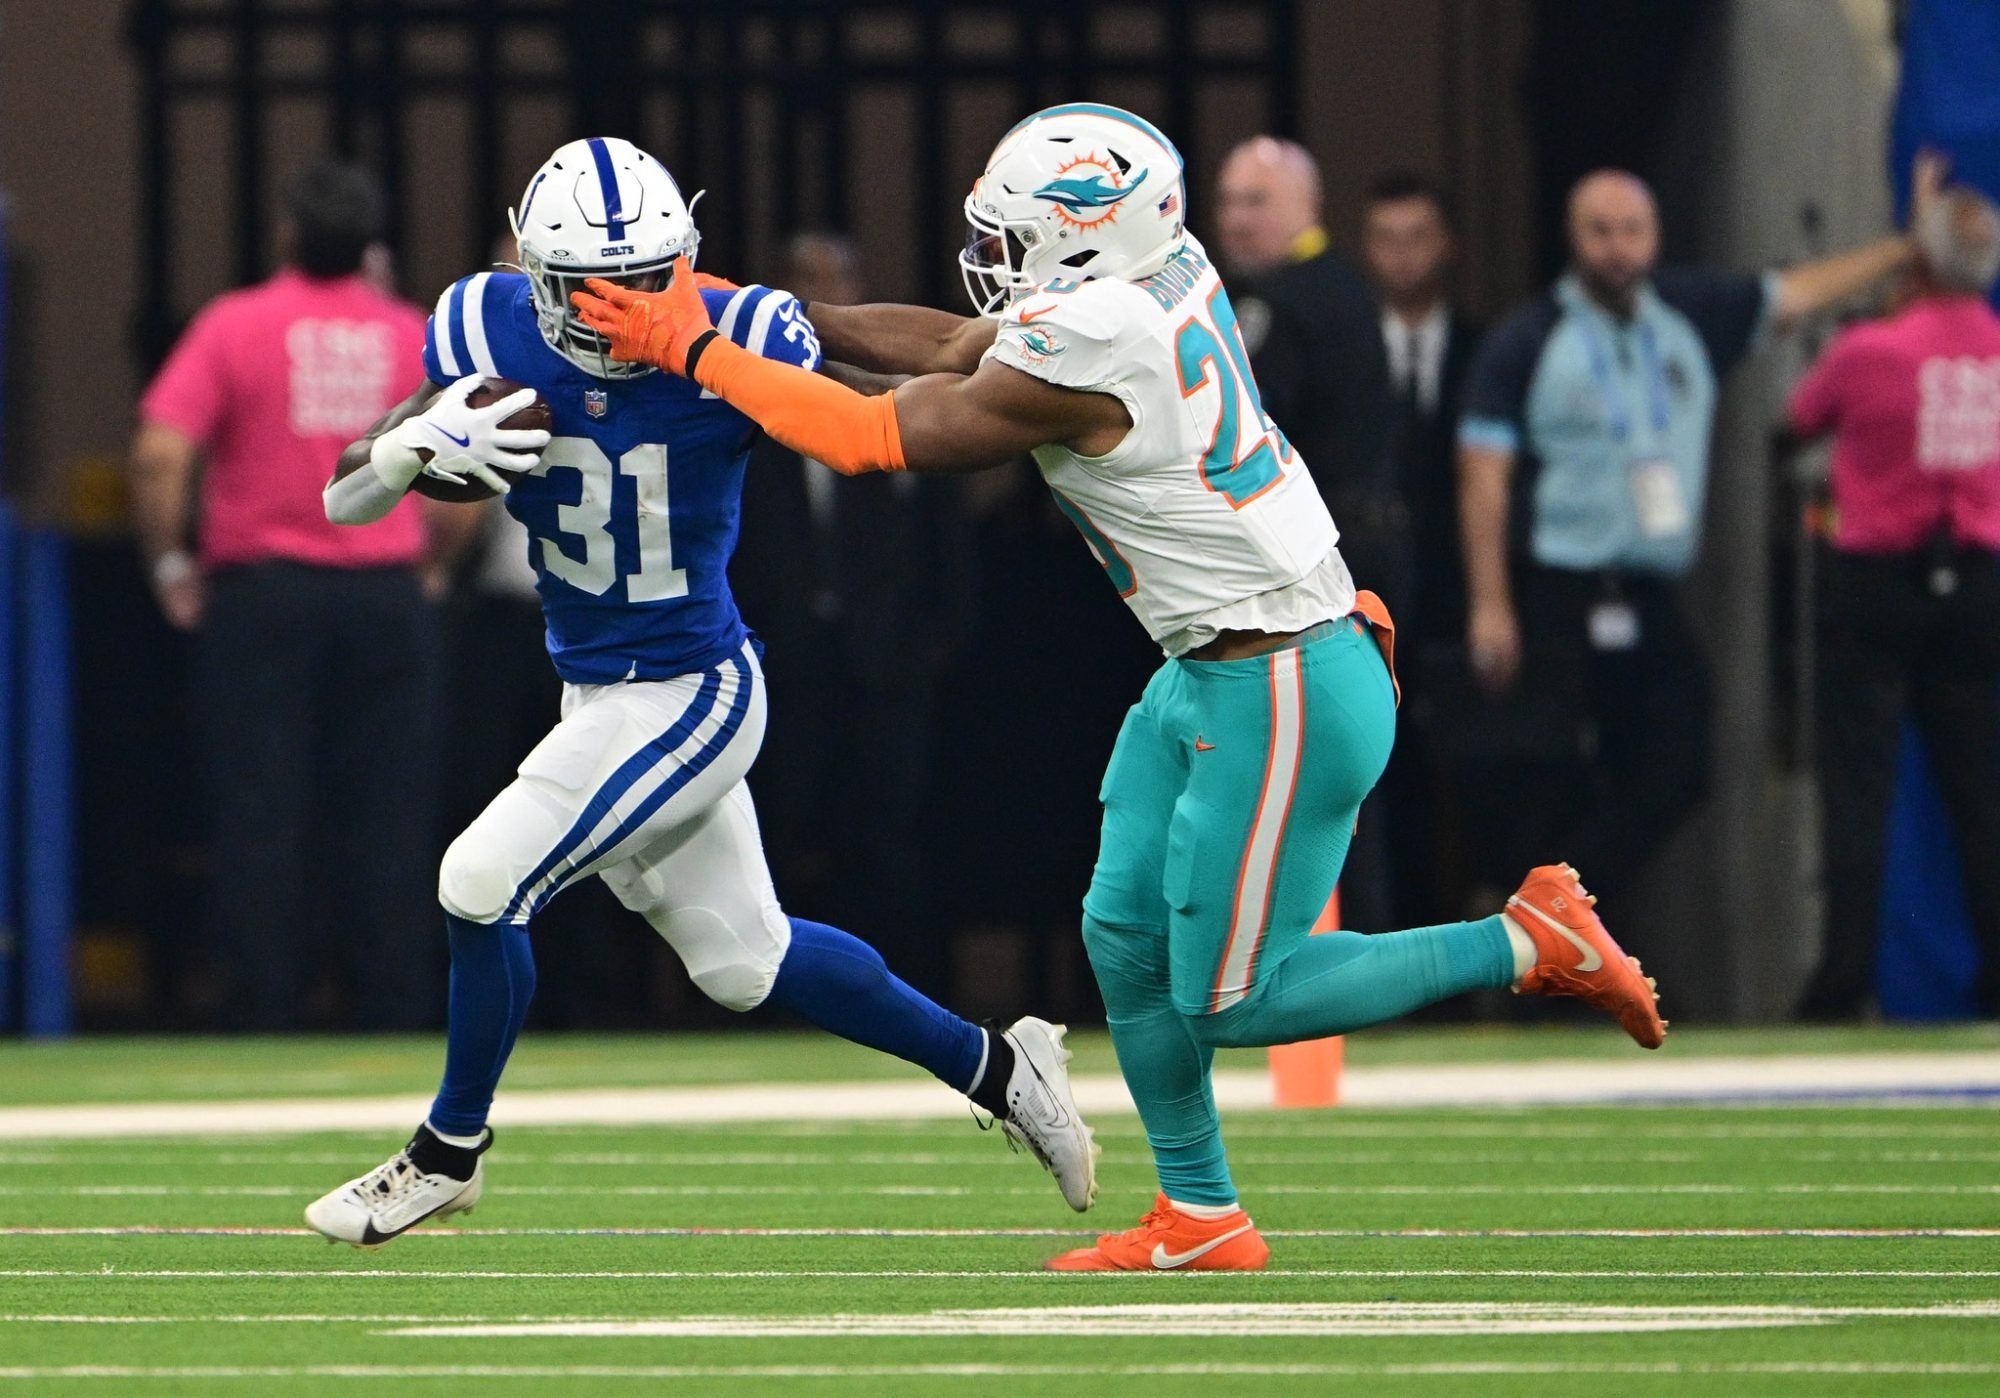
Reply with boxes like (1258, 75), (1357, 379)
(1787, 186), (2000, 1022)
(128, 162), (446, 1030)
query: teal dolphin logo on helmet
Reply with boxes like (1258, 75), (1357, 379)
(961, 107), (1188, 317)
(1034, 168), (1147, 218)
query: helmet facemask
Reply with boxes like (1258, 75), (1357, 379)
(515, 232), (698, 380)
(959, 199), (1043, 318)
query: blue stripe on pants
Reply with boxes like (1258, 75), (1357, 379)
(499, 667), (726, 923)
(525, 654), (754, 919)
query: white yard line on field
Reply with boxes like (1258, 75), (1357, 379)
(2, 1266), (1998, 1305)
(2, 1363), (2000, 1380)
(3, 1181), (1998, 1198)
(8, 1147), (1996, 1167)
(2, 1052), (1998, 1139)
(4, 1301), (2000, 1338)
(385, 1300), (2000, 1339)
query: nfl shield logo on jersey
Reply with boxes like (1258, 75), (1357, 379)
(584, 388), (609, 419)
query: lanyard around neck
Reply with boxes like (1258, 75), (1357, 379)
(1577, 311), (1671, 445)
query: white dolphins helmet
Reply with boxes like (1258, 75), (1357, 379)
(960, 103), (1187, 317)
(510, 137), (701, 378)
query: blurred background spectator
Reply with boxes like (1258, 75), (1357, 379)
(1360, 171), (1485, 931)
(1455, 166), (1926, 945)
(1786, 186), (2000, 1021)
(1365, 172), (1483, 647)
(125, 162), (448, 1030)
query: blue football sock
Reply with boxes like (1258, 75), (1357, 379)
(765, 918), (987, 1093)
(427, 913), (537, 1138)
(1193, 917), (1515, 1049)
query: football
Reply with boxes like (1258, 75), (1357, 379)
(408, 376), (553, 502)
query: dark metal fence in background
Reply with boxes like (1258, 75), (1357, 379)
(125, 0), (1299, 366)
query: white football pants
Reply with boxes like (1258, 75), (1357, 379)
(437, 638), (791, 1011)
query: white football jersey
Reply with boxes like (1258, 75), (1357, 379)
(983, 236), (1352, 655)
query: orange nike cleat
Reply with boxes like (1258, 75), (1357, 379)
(1508, 863), (1667, 1049)
(1044, 1193), (1270, 1272)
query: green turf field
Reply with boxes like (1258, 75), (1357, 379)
(1, 1027), (1997, 1396)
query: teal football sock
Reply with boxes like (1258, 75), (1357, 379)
(1193, 917), (1515, 1049)
(1083, 915), (1237, 1207)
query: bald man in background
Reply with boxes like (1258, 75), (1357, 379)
(1215, 137), (1401, 931)
(1455, 164), (1935, 923)
(1217, 139), (1398, 592)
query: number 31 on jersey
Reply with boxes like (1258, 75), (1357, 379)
(535, 437), (687, 603)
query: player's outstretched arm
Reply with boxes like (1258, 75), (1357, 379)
(572, 266), (1125, 475)
(572, 262), (1128, 476)
(886, 360), (1129, 473)
(806, 302), (998, 378)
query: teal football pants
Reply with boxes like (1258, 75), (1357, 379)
(1081, 616), (1514, 1205)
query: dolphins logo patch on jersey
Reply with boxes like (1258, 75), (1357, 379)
(1018, 326), (1066, 363)
(1034, 153), (1145, 230)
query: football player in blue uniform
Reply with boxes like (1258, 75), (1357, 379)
(308, 137), (1096, 1245)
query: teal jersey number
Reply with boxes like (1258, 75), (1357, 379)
(1175, 284), (1289, 508)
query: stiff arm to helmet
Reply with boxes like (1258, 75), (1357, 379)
(571, 261), (1128, 475)
(571, 102), (1177, 468)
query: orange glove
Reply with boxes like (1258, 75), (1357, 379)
(693, 271), (742, 294)
(576, 257), (906, 475)
(570, 257), (714, 376)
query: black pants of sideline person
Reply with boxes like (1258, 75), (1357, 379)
(196, 562), (442, 1031)
(1461, 566), (1712, 926)
(1803, 547), (2000, 1020)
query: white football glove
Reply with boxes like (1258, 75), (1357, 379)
(369, 376), (550, 496)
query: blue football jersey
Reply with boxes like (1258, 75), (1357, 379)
(423, 272), (821, 683)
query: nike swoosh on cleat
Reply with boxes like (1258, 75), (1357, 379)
(1152, 1222), (1254, 1269)
(429, 423), (472, 448)
(1509, 896), (1604, 973)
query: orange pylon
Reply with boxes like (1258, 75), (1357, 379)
(1268, 886), (1344, 1107)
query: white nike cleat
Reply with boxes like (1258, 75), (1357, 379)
(996, 1016), (1100, 1211)
(304, 1127), (488, 1248)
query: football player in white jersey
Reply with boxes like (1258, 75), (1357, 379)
(574, 103), (1666, 1271)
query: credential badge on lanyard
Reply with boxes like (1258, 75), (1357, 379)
(1582, 316), (1687, 539)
